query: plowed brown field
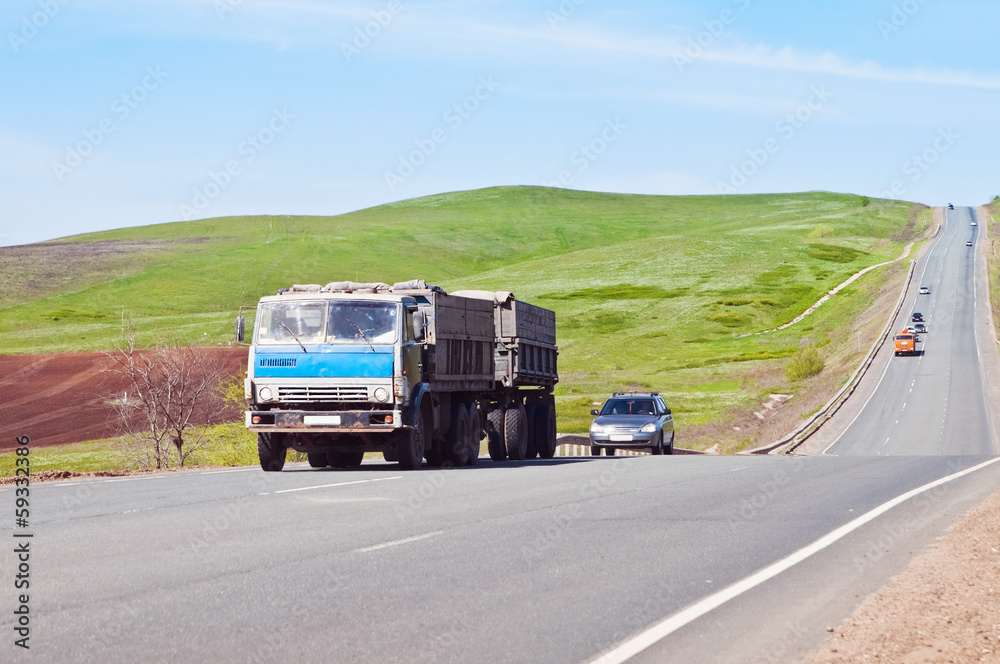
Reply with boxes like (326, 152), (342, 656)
(0, 348), (246, 452)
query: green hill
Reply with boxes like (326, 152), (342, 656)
(0, 186), (928, 448)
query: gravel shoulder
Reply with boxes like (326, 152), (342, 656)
(803, 485), (1000, 663)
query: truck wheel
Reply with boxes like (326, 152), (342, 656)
(445, 403), (471, 466)
(535, 401), (557, 459)
(398, 404), (429, 470)
(466, 403), (482, 466)
(524, 404), (539, 459)
(505, 404), (527, 461)
(487, 406), (507, 461)
(257, 432), (287, 472)
(307, 451), (329, 467)
(329, 450), (365, 467)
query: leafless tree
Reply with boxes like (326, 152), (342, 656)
(104, 317), (228, 469)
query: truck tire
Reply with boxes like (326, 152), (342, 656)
(487, 406), (507, 461)
(535, 401), (557, 459)
(505, 404), (527, 461)
(398, 404), (429, 470)
(257, 432), (287, 472)
(466, 403), (482, 466)
(308, 451), (329, 467)
(329, 450), (365, 467)
(524, 403), (539, 459)
(445, 403), (471, 467)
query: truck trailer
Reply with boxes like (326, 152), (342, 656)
(239, 280), (558, 471)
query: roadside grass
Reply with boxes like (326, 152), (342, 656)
(983, 201), (1000, 338)
(0, 186), (925, 456)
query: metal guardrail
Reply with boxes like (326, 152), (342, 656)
(745, 256), (919, 455)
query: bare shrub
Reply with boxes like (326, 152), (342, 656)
(104, 317), (229, 469)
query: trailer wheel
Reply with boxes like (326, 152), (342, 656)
(535, 401), (557, 459)
(487, 406), (507, 461)
(466, 403), (482, 466)
(505, 404), (527, 461)
(307, 451), (329, 467)
(398, 403), (429, 470)
(445, 403), (471, 466)
(257, 432), (287, 472)
(329, 450), (365, 467)
(524, 403), (539, 459)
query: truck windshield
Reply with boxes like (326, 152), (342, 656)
(327, 301), (398, 344)
(256, 301), (328, 345)
(256, 300), (399, 346)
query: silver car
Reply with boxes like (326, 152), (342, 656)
(589, 392), (675, 456)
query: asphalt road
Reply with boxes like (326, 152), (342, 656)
(3, 208), (999, 664)
(827, 206), (997, 456)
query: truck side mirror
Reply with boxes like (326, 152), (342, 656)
(412, 311), (426, 342)
(236, 315), (245, 343)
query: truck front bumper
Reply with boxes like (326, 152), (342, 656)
(246, 409), (404, 433)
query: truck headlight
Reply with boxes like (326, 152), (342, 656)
(259, 386), (274, 402)
(374, 387), (389, 403)
(640, 423), (657, 433)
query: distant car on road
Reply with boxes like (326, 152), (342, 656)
(919, 286), (930, 294)
(967, 241), (973, 246)
(912, 312), (924, 322)
(914, 323), (927, 334)
(948, 203), (955, 210)
(589, 392), (674, 456)
(972, 222), (978, 226)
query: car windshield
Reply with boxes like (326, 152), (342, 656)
(600, 399), (656, 416)
(255, 300), (398, 345)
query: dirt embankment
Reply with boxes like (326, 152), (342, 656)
(0, 348), (246, 452)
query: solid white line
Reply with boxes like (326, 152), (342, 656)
(355, 530), (444, 554)
(264, 475), (402, 495)
(586, 456), (1000, 664)
(101, 475), (168, 483)
(200, 468), (257, 475)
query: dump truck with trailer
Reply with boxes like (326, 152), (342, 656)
(238, 280), (558, 471)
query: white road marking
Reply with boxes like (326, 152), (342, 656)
(263, 476), (402, 495)
(200, 468), (257, 475)
(355, 530), (443, 553)
(586, 456), (1000, 664)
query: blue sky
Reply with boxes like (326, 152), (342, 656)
(2, 0), (998, 246)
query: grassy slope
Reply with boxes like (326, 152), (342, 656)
(0, 186), (926, 453)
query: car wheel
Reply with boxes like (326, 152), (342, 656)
(605, 447), (615, 457)
(591, 444), (601, 457)
(651, 433), (663, 455)
(666, 432), (675, 455)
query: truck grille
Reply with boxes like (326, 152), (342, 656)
(277, 386), (368, 402)
(259, 358), (297, 368)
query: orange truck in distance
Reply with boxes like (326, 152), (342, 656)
(894, 330), (917, 355)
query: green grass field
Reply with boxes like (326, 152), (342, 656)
(0, 186), (929, 459)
